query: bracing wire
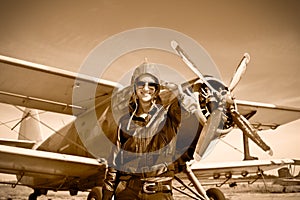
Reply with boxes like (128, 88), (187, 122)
(218, 138), (244, 154)
(13, 106), (90, 154)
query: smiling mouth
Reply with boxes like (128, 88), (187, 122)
(140, 93), (152, 101)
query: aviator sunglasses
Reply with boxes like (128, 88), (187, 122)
(135, 81), (159, 90)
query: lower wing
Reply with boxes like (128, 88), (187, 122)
(0, 144), (106, 190)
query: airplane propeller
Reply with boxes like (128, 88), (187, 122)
(228, 53), (250, 92)
(171, 40), (272, 161)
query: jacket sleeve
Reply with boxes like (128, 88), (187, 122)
(167, 99), (182, 127)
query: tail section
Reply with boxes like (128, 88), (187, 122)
(18, 108), (44, 148)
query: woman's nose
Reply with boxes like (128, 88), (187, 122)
(143, 82), (150, 91)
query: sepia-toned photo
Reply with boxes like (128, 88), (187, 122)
(0, 1), (299, 199)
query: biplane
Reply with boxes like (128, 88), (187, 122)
(0, 41), (300, 200)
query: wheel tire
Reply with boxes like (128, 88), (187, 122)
(87, 187), (102, 200)
(28, 189), (41, 200)
(28, 193), (38, 200)
(206, 188), (226, 200)
(70, 189), (78, 196)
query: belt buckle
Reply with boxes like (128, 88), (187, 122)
(143, 182), (156, 194)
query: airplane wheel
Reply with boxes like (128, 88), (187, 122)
(70, 189), (79, 196)
(28, 193), (38, 200)
(28, 189), (42, 200)
(206, 188), (226, 200)
(87, 187), (102, 200)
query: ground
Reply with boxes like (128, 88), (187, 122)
(0, 180), (300, 200)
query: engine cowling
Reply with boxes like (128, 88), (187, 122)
(191, 76), (235, 133)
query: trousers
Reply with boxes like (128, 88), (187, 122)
(116, 188), (173, 200)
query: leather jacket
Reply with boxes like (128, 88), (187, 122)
(102, 94), (182, 199)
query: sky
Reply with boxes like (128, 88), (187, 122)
(0, 0), (300, 173)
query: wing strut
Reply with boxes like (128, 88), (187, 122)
(12, 172), (25, 188)
(185, 163), (210, 200)
(243, 134), (258, 160)
(173, 176), (202, 200)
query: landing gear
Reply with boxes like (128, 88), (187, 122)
(28, 192), (39, 200)
(206, 188), (226, 200)
(87, 187), (102, 200)
(183, 163), (226, 200)
(28, 189), (47, 200)
(70, 189), (79, 196)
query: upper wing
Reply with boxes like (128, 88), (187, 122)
(0, 144), (106, 190)
(0, 55), (122, 115)
(191, 159), (295, 179)
(236, 100), (300, 130)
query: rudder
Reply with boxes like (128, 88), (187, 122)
(18, 108), (44, 147)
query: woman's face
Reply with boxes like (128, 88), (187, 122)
(135, 75), (158, 104)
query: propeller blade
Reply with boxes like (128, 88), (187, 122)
(171, 40), (217, 94)
(193, 108), (223, 161)
(228, 53), (250, 91)
(231, 109), (273, 156)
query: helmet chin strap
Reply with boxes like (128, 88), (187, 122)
(137, 97), (156, 115)
(126, 96), (157, 131)
(127, 101), (137, 131)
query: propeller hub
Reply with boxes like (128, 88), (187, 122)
(192, 76), (235, 131)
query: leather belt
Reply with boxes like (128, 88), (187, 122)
(142, 181), (172, 194)
(125, 177), (172, 194)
